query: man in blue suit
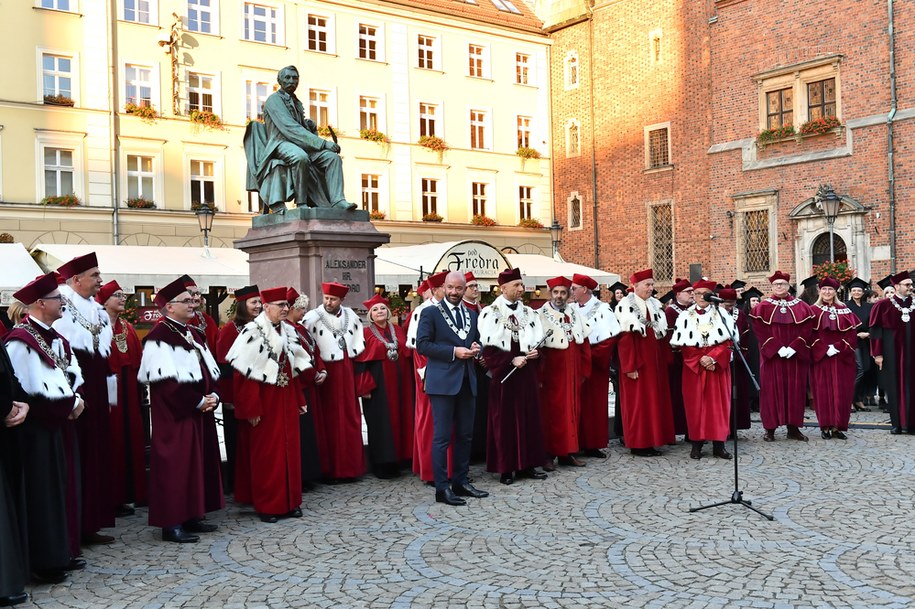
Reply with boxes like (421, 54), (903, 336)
(417, 271), (489, 506)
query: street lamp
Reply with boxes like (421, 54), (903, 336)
(817, 185), (841, 262)
(195, 203), (215, 253)
(549, 219), (563, 261)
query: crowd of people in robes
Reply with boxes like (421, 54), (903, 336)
(1, 246), (910, 605)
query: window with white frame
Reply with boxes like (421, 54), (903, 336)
(421, 178), (438, 216)
(123, 0), (155, 24)
(644, 122), (671, 170)
(567, 192), (582, 230)
(40, 0), (74, 11)
(44, 148), (75, 197)
(187, 0), (218, 35)
(517, 115), (532, 149)
(518, 186), (533, 220)
(307, 14), (329, 52)
(359, 96), (379, 131)
(125, 64), (154, 107)
(417, 35), (437, 70)
(243, 3), (279, 45)
(515, 53), (530, 85)
(471, 182), (487, 217)
(468, 44), (486, 78)
(309, 89), (331, 125)
(564, 51), (579, 90)
(755, 56), (842, 132)
(358, 24), (379, 61)
(126, 155), (154, 202)
(566, 119), (581, 158)
(189, 159), (215, 208)
(42, 53), (73, 102)
(245, 79), (270, 121)
(470, 109), (487, 150)
(361, 174), (380, 212)
(246, 191), (262, 213)
(419, 102), (438, 138)
(187, 72), (215, 113)
(491, 0), (521, 13)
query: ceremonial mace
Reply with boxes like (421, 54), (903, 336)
(501, 329), (554, 384)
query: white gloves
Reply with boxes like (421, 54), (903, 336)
(826, 344), (840, 357)
(107, 375), (118, 407)
(778, 346), (796, 359)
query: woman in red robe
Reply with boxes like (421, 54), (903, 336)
(356, 295), (414, 478)
(98, 281), (147, 512)
(810, 277), (859, 439)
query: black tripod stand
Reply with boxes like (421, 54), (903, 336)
(689, 300), (773, 521)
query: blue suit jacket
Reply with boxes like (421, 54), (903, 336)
(416, 302), (479, 397)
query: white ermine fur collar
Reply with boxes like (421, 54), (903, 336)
(578, 297), (621, 344)
(538, 304), (590, 349)
(5, 339), (84, 400)
(226, 312), (312, 384)
(670, 305), (735, 348)
(478, 296), (545, 352)
(406, 300), (434, 350)
(615, 294), (667, 339)
(138, 335), (220, 385)
(303, 306), (365, 362)
(54, 284), (113, 357)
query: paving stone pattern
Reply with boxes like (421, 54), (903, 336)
(30, 411), (915, 608)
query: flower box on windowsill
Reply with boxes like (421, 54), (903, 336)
(190, 110), (224, 131)
(756, 124), (844, 149)
(41, 194), (81, 208)
(518, 218), (544, 229)
(471, 214), (497, 227)
(124, 102), (159, 123)
(422, 213), (444, 223)
(43, 94), (75, 107)
(126, 197), (156, 209)
(369, 210), (386, 221)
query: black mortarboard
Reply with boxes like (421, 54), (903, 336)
(730, 279), (747, 290)
(877, 275), (893, 290)
(659, 290), (674, 304)
(845, 277), (869, 292)
(608, 281), (627, 293)
(800, 275), (819, 289)
(789, 284), (797, 296)
(742, 287), (763, 301)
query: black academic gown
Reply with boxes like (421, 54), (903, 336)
(0, 341), (28, 596)
(847, 298), (876, 401)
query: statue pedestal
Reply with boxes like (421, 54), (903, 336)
(235, 207), (390, 312)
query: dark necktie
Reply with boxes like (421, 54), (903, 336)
(452, 305), (463, 329)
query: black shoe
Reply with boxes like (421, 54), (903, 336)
(763, 429), (775, 442)
(452, 483), (489, 498)
(832, 430), (847, 440)
(82, 532), (115, 545)
(183, 519), (218, 533)
(31, 569), (67, 584)
(583, 449), (607, 459)
(786, 426), (808, 442)
(712, 442), (732, 460)
(434, 488), (466, 506)
(821, 429), (832, 439)
(499, 473), (514, 485)
(161, 527), (199, 543)
(890, 427), (903, 435)
(64, 558), (86, 571)
(116, 504), (135, 517)
(517, 468), (548, 480)
(689, 442), (703, 460)
(630, 448), (657, 457)
(0, 592), (28, 606)
(558, 455), (586, 467)
(286, 507), (303, 518)
(258, 513), (279, 523)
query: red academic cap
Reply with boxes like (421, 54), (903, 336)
(718, 287), (738, 301)
(768, 270), (790, 283)
(672, 278), (693, 294)
(58, 252), (99, 280)
(96, 280), (123, 304)
(417, 280), (430, 296)
(363, 294), (390, 310)
(322, 282), (349, 299)
(285, 287), (300, 305)
(180, 274), (198, 288)
(890, 271), (912, 286)
(235, 285), (260, 302)
(497, 268), (522, 286)
(546, 276), (572, 290)
(427, 272), (448, 289)
(14, 273), (61, 306)
(818, 277), (841, 290)
(692, 280), (717, 291)
(464, 272), (477, 283)
(154, 277), (190, 308)
(630, 268), (653, 284)
(260, 286), (288, 303)
(571, 273), (597, 290)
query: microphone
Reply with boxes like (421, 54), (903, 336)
(703, 292), (726, 304)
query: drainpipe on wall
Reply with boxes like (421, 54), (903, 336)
(108, 0), (120, 245)
(587, 7), (600, 270)
(887, 0), (897, 273)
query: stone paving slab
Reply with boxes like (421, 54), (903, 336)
(27, 411), (915, 608)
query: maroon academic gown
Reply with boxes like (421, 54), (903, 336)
(676, 308), (733, 442)
(189, 311), (222, 502)
(233, 333), (304, 517)
(356, 323), (414, 466)
(665, 304), (690, 436)
(616, 299), (675, 450)
(142, 319), (224, 528)
(107, 318), (147, 506)
(539, 328), (591, 457)
(810, 304), (859, 430)
(870, 295), (915, 431)
(315, 355), (364, 479)
(750, 296), (814, 429)
(579, 336), (617, 450)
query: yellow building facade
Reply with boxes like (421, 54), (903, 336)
(0, 0), (553, 255)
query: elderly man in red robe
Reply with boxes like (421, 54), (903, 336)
(227, 287), (312, 522)
(670, 280), (734, 460)
(664, 278), (694, 439)
(303, 282), (366, 481)
(750, 271), (814, 442)
(537, 276), (591, 468)
(138, 277), (223, 543)
(98, 280), (147, 514)
(869, 270), (915, 435)
(614, 268), (674, 457)
(570, 273), (621, 459)
(54, 253), (116, 545)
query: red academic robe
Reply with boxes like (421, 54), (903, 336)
(870, 296), (915, 431)
(750, 296), (814, 429)
(680, 342), (732, 442)
(579, 337), (617, 450)
(355, 323), (414, 466)
(140, 319), (224, 528)
(315, 353), (364, 479)
(107, 318), (148, 506)
(665, 305), (690, 436)
(810, 304), (859, 430)
(540, 341), (591, 457)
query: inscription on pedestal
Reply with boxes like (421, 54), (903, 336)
(324, 257), (369, 296)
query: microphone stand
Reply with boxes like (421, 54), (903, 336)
(689, 299), (773, 521)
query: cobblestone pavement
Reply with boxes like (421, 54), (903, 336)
(29, 409), (915, 609)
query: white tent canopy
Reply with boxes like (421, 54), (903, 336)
(31, 244), (250, 292)
(505, 253), (620, 287)
(0, 243), (45, 305)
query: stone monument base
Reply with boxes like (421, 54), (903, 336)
(235, 207), (390, 312)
